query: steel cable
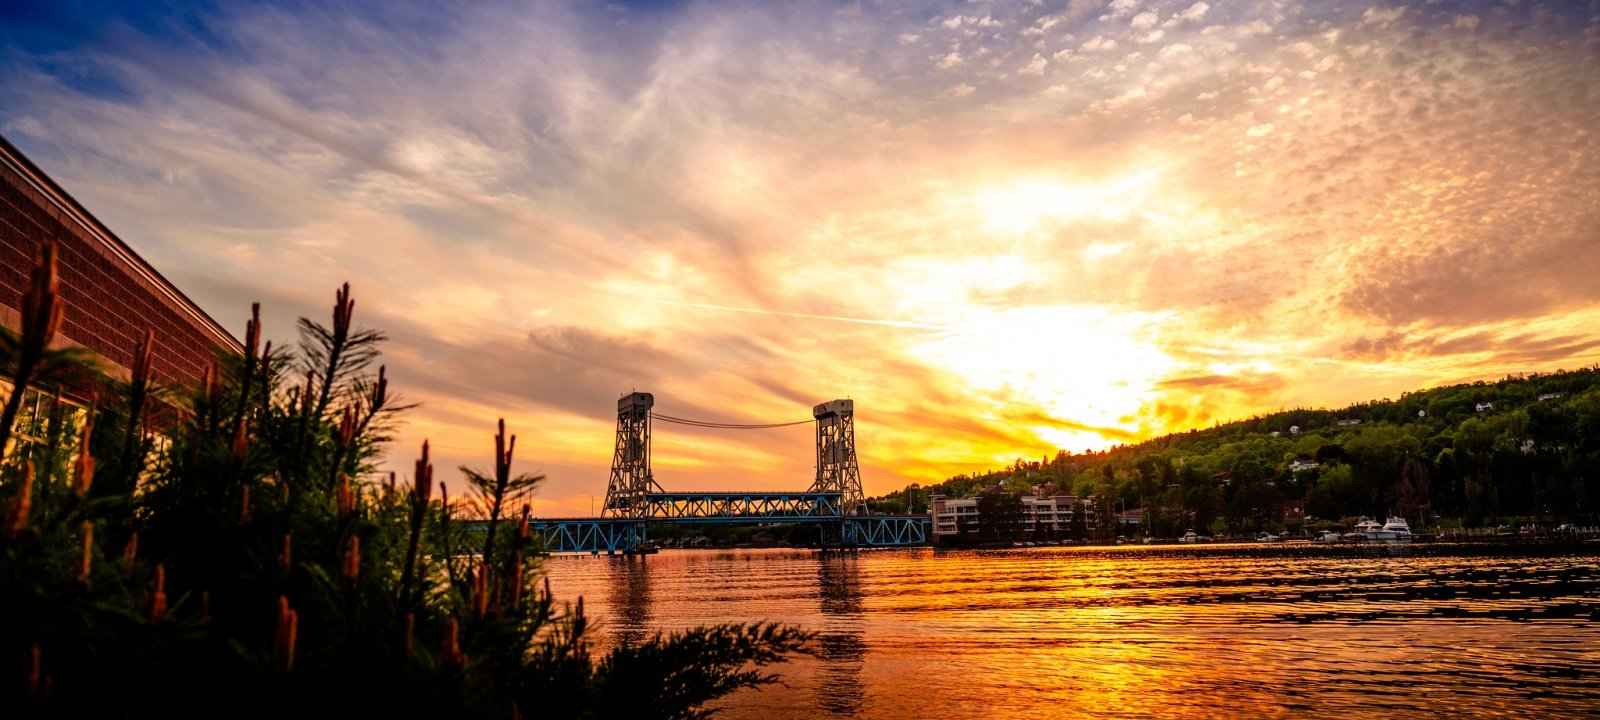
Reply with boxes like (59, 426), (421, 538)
(652, 412), (811, 430)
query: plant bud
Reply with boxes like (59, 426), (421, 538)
(342, 535), (360, 585)
(473, 562), (487, 620)
(77, 522), (93, 586)
(275, 596), (298, 672)
(336, 474), (354, 522)
(121, 532), (139, 573)
(441, 618), (463, 668)
(3, 463), (33, 538)
(25, 645), (41, 702)
(73, 422), (94, 498)
(279, 533), (293, 578)
(146, 565), (167, 625)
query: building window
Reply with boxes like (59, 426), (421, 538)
(1, 380), (90, 464)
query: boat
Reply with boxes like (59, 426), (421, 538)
(1315, 530), (1342, 544)
(1257, 532), (1282, 543)
(1342, 516), (1413, 543)
(1342, 517), (1382, 541)
(1381, 516), (1414, 542)
(1178, 530), (1209, 544)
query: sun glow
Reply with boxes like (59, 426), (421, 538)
(918, 306), (1176, 452)
(969, 170), (1163, 237)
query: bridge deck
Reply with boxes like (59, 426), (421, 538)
(645, 491), (844, 521)
(526, 511), (930, 553)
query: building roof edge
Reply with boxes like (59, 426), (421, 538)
(0, 132), (242, 353)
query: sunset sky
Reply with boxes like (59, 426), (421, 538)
(3, 0), (1597, 514)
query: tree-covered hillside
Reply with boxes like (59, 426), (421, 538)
(869, 368), (1600, 535)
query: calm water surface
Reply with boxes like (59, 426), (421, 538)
(543, 544), (1600, 718)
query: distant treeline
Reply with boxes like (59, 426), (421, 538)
(869, 367), (1600, 534)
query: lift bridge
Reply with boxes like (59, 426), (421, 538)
(529, 392), (929, 553)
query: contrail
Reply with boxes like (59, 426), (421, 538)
(655, 300), (947, 331)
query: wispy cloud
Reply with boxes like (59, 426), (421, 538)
(654, 300), (947, 331)
(2, 0), (1597, 511)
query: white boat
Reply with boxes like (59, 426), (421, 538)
(1381, 516), (1414, 542)
(1342, 516), (1413, 543)
(1342, 517), (1382, 541)
(1178, 530), (1200, 543)
(1315, 530), (1343, 543)
(1257, 532), (1282, 543)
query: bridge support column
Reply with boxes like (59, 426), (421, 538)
(603, 392), (660, 524)
(810, 399), (865, 519)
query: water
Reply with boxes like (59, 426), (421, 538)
(542, 544), (1600, 718)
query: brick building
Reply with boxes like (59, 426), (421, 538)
(0, 133), (238, 380)
(1, 132), (239, 447)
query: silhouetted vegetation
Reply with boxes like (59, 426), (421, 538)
(0, 242), (810, 718)
(877, 367), (1600, 536)
(974, 490), (1025, 542)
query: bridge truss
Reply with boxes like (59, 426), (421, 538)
(645, 491), (844, 521)
(530, 392), (928, 553)
(530, 518), (647, 554)
(528, 514), (929, 554)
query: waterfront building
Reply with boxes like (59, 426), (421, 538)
(929, 491), (1100, 540)
(0, 133), (236, 455)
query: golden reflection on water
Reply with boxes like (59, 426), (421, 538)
(548, 545), (1600, 719)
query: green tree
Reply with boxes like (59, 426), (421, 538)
(975, 490), (1025, 542)
(1067, 498), (1089, 540)
(1307, 463), (1358, 519)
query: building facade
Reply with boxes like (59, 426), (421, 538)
(1, 133), (238, 451)
(929, 489), (1101, 540)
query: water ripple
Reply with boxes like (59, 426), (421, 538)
(545, 544), (1600, 718)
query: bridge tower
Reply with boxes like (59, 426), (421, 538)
(810, 399), (865, 516)
(603, 392), (660, 518)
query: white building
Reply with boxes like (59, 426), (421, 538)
(929, 491), (1099, 539)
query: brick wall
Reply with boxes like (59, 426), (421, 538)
(0, 134), (239, 387)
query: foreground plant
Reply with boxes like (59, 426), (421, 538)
(0, 247), (810, 718)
